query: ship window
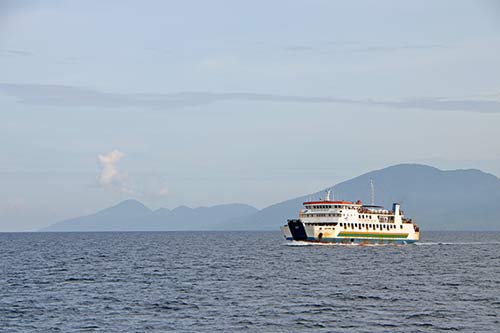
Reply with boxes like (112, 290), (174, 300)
(400, 225), (403, 229)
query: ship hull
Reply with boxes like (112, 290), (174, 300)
(282, 221), (419, 245)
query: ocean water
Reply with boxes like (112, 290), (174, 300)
(1, 231), (499, 332)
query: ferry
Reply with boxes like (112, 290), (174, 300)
(281, 190), (419, 245)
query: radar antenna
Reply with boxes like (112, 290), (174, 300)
(370, 178), (375, 205)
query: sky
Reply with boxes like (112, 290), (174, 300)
(1, 0), (500, 231)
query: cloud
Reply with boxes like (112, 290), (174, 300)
(282, 43), (446, 53)
(353, 44), (448, 53)
(1, 83), (499, 114)
(97, 150), (126, 186)
(0, 49), (34, 58)
(97, 150), (136, 195)
(156, 186), (169, 197)
(283, 45), (314, 52)
(97, 150), (169, 198)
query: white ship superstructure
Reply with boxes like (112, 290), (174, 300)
(281, 190), (419, 244)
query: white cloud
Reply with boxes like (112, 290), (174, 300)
(156, 185), (169, 197)
(97, 150), (126, 186)
(97, 150), (169, 198)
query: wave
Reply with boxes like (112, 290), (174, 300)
(415, 241), (500, 246)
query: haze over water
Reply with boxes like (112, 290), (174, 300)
(1, 231), (499, 332)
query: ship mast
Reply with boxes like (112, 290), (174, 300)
(325, 187), (335, 201)
(370, 178), (375, 205)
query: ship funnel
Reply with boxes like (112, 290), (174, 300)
(393, 203), (400, 215)
(325, 189), (331, 201)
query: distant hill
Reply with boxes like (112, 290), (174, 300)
(40, 200), (258, 231)
(41, 164), (500, 231)
(227, 164), (500, 231)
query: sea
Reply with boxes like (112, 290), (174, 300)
(1, 231), (499, 332)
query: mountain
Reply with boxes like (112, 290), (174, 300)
(227, 164), (500, 231)
(40, 200), (258, 231)
(41, 164), (500, 231)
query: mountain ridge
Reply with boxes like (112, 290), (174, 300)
(40, 201), (258, 232)
(220, 163), (500, 231)
(41, 164), (500, 231)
